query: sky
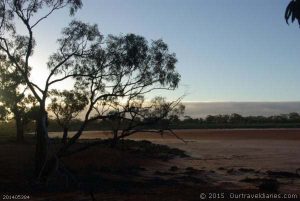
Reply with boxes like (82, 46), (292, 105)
(23, 0), (300, 113)
(184, 102), (300, 118)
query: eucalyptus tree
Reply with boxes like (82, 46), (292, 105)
(54, 34), (181, 157)
(0, 60), (39, 141)
(40, 33), (181, 181)
(103, 96), (185, 147)
(48, 89), (88, 143)
(0, 0), (96, 175)
(0, 58), (28, 142)
(0, 1), (181, 181)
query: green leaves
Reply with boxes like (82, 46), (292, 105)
(0, 105), (9, 120)
(48, 89), (88, 127)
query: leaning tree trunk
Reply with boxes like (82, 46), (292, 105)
(38, 121), (88, 182)
(35, 107), (49, 179)
(15, 112), (24, 142)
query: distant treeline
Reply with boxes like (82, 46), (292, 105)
(1, 112), (300, 135)
(171, 112), (300, 129)
(41, 112), (300, 131)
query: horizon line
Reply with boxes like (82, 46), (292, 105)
(181, 101), (300, 103)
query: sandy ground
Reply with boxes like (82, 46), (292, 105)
(1, 129), (300, 200)
(50, 129), (300, 172)
(49, 129), (300, 194)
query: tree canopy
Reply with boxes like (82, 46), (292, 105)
(48, 89), (88, 143)
(0, 0), (182, 179)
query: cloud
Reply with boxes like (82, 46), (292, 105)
(183, 102), (300, 118)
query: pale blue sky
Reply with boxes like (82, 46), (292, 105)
(28, 0), (300, 102)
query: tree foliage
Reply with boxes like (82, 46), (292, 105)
(48, 89), (88, 125)
(177, 112), (300, 129)
(53, 33), (182, 149)
(0, 104), (8, 120)
(0, 57), (28, 140)
(285, 0), (300, 26)
(48, 89), (88, 142)
(0, 0), (182, 180)
(103, 96), (185, 146)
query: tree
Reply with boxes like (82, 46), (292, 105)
(0, 1), (181, 181)
(55, 33), (181, 157)
(0, 104), (8, 120)
(103, 96), (185, 147)
(0, 58), (28, 142)
(0, 0), (91, 176)
(285, 0), (300, 26)
(229, 113), (243, 124)
(48, 89), (88, 143)
(288, 112), (300, 122)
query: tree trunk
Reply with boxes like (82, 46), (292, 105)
(15, 112), (24, 142)
(35, 108), (49, 179)
(110, 130), (118, 148)
(62, 127), (68, 144)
